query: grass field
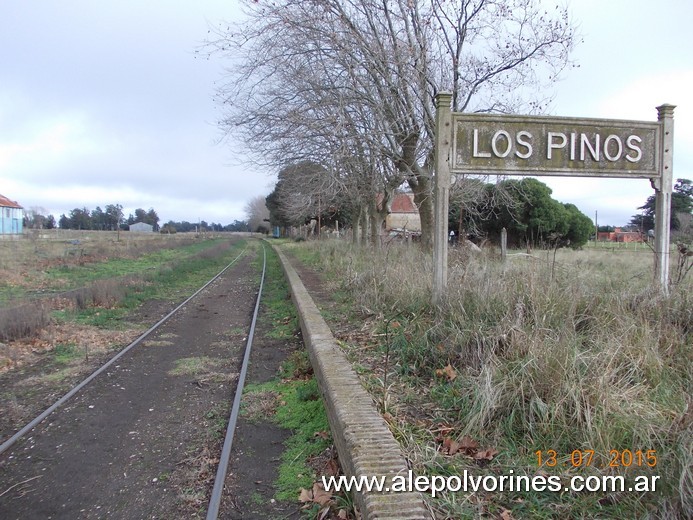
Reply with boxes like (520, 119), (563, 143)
(0, 231), (249, 367)
(286, 238), (691, 519)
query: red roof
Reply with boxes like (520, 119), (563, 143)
(376, 192), (419, 213)
(0, 194), (22, 209)
(390, 193), (418, 213)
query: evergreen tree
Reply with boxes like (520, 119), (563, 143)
(629, 178), (692, 231)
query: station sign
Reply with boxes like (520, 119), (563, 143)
(451, 113), (660, 178)
(432, 94), (675, 305)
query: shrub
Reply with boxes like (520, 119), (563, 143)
(0, 302), (51, 342)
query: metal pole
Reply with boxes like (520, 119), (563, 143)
(432, 93), (453, 306)
(653, 104), (675, 295)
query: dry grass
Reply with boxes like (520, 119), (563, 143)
(0, 231), (240, 344)
(0, 303), (52, 343)
(2, 229), (200, 267)
(288, 239), (692, 519)
(1, 322), (141, 373)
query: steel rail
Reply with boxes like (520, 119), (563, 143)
(206, 243), (267, 520)
(0, 246), (248, 457)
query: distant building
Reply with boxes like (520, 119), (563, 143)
(384, 193), (421, 232)
(0, 194), (24, 235)
(597, 227), (643, 243)
(129, 222), (154, 233)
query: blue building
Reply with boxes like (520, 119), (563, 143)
(0, 194), (24, 235)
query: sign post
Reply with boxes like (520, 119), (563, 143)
(653, 104), (675, 295)
(432, 93), (452, 306)
(432, 95), (674, 304)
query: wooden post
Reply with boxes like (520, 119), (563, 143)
(432, 93), (453, 306)
(653, 104), (675, 295)
(501, 227), (507, 263)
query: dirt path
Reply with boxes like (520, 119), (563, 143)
(0, 251), (262, 519)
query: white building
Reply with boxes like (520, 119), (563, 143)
(129, 222), (154, 233)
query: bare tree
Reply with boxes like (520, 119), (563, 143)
(244, 195), (271, 233)
(25, 206), (51, 229)
(211, 0), (577, 248)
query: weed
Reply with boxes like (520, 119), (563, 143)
(260, 248), (300, 340)
(0, 303), (51, 342)
(281, 350), (313, 379)
(168, 357), (221, 376)
(52, 343), (80, 364)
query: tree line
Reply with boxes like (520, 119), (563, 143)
(262, 168), (691, 248)
(263, 170), (595, 248)
(55, 205), (159, 231)
(160, 220), (249, 233)
(24, 205), (252, 234)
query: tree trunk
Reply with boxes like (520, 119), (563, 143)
(361, 208), (370, 245)
(370, 205), (385, 249)
(410, 175), (434, 251)
(353, 206), (362, 246)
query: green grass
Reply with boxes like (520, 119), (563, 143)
(257, 244), (299, 339)
(52, 343), (81, 364)
(243, 371), (331, 501)
(241, 246), (332, 502)
(42, 239), (225, 290)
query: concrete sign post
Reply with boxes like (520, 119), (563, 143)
(653, 104), (675, 294)
(432, 94), (674, 303)
(432, 93), (452, 306)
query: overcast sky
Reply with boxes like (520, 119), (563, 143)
(1, 0), (691, 226)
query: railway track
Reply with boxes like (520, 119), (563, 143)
(0, 242), (268, 519)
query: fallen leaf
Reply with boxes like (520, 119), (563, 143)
(312, 482), (333, 507)
(442, 436), (461, 455)
(500, 507), (515, 520)
(435, 364), (457, 381)
(298, 488), (312, 503)
(459, 435), (480, 452)
(338, 509), (348, 519)
(326, 458), (340, 477)
(314, 430), (330, 440)
(474, 448), (499, 461)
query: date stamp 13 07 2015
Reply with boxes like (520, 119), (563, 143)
(535, 449), (658, 469)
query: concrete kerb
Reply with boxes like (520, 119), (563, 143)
(272, 245), (430, 520)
